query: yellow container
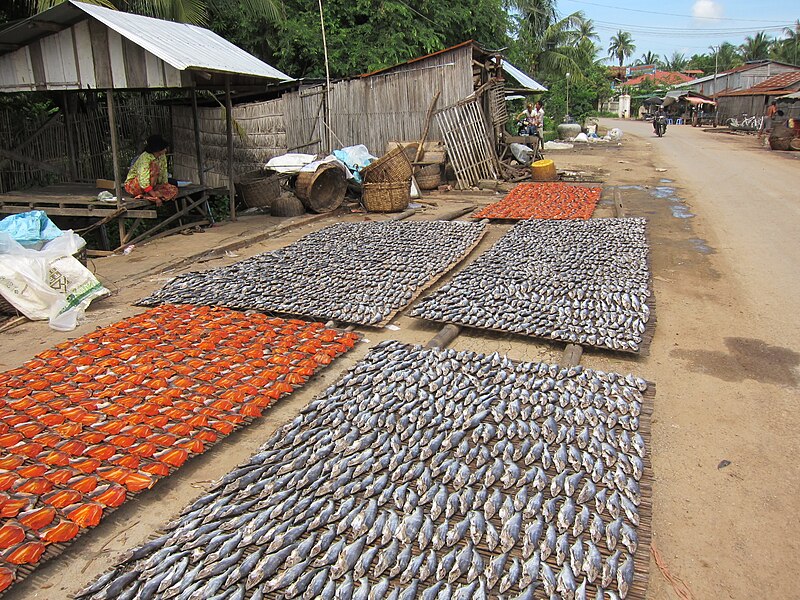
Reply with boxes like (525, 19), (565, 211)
(531, 159), (557, 181)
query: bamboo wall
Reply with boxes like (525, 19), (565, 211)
(0, 94), (169, 193)
(285, 45), (474, 155)
(171, 96), (286, 188)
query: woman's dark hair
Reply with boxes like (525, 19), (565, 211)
(144, 134), (169, 153)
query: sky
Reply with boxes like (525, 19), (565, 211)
(557, 0), (798, 65)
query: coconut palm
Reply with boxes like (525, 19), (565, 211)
(710, 42), (743, 71)
(739, 32), (771, 62)
(28, 0), (282, 25)
(636, 51), (659, 66)
(772, 20), (800, 65)
(576, 15), (598, 42)
(512, 0), (558, 44)
(662, 52), (688, 71)
(608, 30), (636, 68)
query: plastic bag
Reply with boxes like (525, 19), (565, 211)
(0, 232), (108, 330)
(0, 211), (63, 249)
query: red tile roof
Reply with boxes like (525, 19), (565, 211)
(625, 71), (695, 86)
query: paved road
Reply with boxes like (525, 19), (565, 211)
(604, 119), (800, 599)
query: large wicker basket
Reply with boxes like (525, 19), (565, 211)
(236, 169), (282, 209)
(362, 146), (413, 184)
(295, 164), (347, 213)
(363, 181), (410, 213)
(414, 164), (441, 190)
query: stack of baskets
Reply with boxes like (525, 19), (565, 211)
(361, 146), (412, 213)
(235, 169), (282, 210)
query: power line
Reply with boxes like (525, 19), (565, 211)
(562, 0), (792, 24)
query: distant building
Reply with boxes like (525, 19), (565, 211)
(625, 71), (695, 88)
(671, 60), (800, 98)
(717, 71), (800, 120)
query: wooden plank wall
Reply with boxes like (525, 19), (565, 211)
(171, 97), (287, 188)
(284, 45), (474, 155)
(0, 17), (184, 92)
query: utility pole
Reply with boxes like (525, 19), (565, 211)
(710, 45), (719, 126)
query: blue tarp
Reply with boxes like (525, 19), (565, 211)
(0, 211), (64, 248)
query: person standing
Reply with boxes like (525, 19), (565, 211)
(125, 134), (179, 206)
(517, 103), (537, 135)
(531, 101), (545, 150)
(760, 101), (778, 139)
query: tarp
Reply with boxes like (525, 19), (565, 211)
(0, 211), (63, 249)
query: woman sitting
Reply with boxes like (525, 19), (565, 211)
(125, 134), (178, 206)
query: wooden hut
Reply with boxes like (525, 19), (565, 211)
(717, 72), (800, 122)
(0, 0), (291, 248)
(171, 41), (546, 189)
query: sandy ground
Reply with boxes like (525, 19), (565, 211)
(0, 121), (797, 599)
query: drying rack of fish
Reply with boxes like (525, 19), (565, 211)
(139, 221), (488, 327)
(472, 183), (602, 221)
(412, 218), (654, 353)
(80, 340), (654, 600)
(0, 305), (357, 595)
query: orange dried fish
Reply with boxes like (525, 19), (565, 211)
(177, 439), (204, 454)
(95, 421), (126, 435)
(77, 431), (106, 444)
(141, 462), (170, 477)
(68, 475), (98, 493)
(41, 451), (71, 467)
(41, 520), (80, 543)
(129, 442), (157, 457)
(0, 498), (30, 518)
(145, 415), (169, 428)
(111, 455), (140, 470)
(0, 456), (23, 470)
(156, 448), (188, 468)
(85, 445), (115, 460)
(16, 465), (47, 478)
(32, 432), (61, 448)
(210, 421), (234, 435)
(108, 435), (136, 448)
(43, 489), (82, 509)
(124, 424), (153, 438)
(166, 423), (192, 436)
(53, 422), (83, 437)
(0, 433), (24, 448)
(97, 466), (130, 484)
(239, 404), (262, 418)
(0, 524), (25, 549)
(71, 457), (101, 474)
(57, 440), (86, 456)
(0, 473), (18, 492)
(147, 434), (176, 447)
(65, 503), (103, 527)
(18, 506), (56, 529)
(123, 472), (154, 492)
(5, 541), (46, 565)
(16, 477), (54, 495)
(92, 484), (127, 507)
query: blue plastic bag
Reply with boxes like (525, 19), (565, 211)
(0, 211), (64, 249)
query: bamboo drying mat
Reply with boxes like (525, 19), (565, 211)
(473, 182), (602, 221)
(138, 221), (488, 328)
(81, 341), (656, 600)
(0, 305), (357, 596)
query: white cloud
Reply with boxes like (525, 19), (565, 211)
(692, 0), (724, 20)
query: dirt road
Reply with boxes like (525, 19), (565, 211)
(604, 119), (800, 599)
(0, 121), (797, 599)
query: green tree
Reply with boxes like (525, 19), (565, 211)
(770, 20), (799, 65)
(739, 31), (771, 62)
(608, 30), (636, 68)
(687, 53), (713, 73)
(24, 0), (282, 26)
(576, 15), (598, 42)
(709, 42), (743, 71)
(662, 52), (688, 71)
(636, 51), (659, 66)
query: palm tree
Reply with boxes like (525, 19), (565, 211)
(637, 51), (659, 66)
(608, 30), (635, 68)
(28, 0), (282, 25)
(711, 42), (743, 70)
(739, 32), (771, 62)
(662, 52), (688, 72)
(576, 15), (598, 42)
(512, 0), (558, 44)
(778, 19), (800, 65)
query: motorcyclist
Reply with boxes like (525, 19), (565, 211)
(653, 106), (667, 135)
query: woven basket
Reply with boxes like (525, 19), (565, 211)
(295, 164), (347, 213)
(363, 181), (410, 213)
(0, 244), (87, 314)
(236, 170), (281, 209)
(362, 146), (413, 184)
(415, 164), (441, 190)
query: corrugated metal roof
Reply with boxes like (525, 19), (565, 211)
(73, 1), (291, 80)
(502, 61), (547, 92)
(718, 72), (800, 97)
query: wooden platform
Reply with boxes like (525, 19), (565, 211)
(0, 183), (214, 250)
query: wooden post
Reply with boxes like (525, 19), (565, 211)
(190, 89), (206, 188)
(225, 76), (236, 222)
(62, 91), (77, 181)
(106, 90), (126, 245)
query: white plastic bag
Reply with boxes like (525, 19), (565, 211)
(0, 231), (108, 330)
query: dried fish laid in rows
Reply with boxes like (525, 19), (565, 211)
(0, 305), (357, 594)
(80, 340), (652, 600)
(473, 183), (602, 221)
(412, 218), (652, 352)
(139, 221), (487, 327)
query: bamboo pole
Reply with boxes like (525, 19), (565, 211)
(191, 88), (214, 226)
(106, 90), (126, 245)
(62, 91), (77, 181)
(225, 76), (236, 221)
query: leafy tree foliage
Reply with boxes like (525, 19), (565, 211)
(608, 30), (635, 67)
(661, 52), (688, 72)
(739, 31), (771, 62)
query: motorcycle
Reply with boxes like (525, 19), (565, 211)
(654, 114), (667, 137)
